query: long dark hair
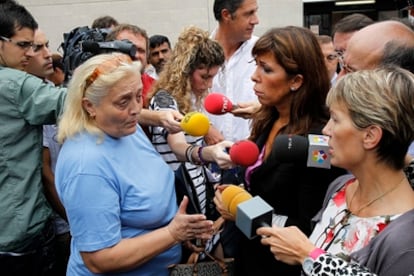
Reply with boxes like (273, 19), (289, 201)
(250, 26), (330, 140)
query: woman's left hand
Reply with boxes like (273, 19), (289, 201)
(257, 225), (315, 265)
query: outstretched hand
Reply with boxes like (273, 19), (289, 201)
(257, 225), (316, 265)
(168, 196), (214, 242)
(159, 110), (183, 134)
(231, 101), (261, 119)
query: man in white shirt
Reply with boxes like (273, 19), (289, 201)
(206, 0), (260, 145)
(206, 0), (261, 260)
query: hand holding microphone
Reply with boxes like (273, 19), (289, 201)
(204, 93), (238, 115)
(204, 93), (260, 119)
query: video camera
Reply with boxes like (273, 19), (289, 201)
(61, 26), (137, 84)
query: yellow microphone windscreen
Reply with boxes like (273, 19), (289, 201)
(180, 111), (210, 136)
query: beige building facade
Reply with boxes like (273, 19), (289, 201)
(19, 0), (302, 52)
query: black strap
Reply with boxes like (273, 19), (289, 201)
(179, 163), (202, 214)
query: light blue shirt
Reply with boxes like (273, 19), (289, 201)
(408, 142), (414, 157)
(55, 126), (180, 275)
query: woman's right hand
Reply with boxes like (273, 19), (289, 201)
(167, 196), (214, 242)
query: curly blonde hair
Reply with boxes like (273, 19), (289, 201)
(148, 26), (224, 114)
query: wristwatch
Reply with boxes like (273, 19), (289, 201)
(302, 257), (314, 275)
(302, 248), (325, 276)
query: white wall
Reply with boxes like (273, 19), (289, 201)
(18, 0), (303, 53)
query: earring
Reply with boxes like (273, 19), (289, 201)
(290, 87), (296, 91)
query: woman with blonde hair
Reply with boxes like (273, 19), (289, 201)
(55, 52), (224, 275)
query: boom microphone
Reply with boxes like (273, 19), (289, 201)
(82, 40), (137, 57)
(229, 140), (260, 167)
(273, 134), (331, 169)
(204, 93), (238, 115)
(180, 111), (210, 137)
(221, 185), (273, 239)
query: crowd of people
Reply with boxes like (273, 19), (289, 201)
(1, 0), (414, 275)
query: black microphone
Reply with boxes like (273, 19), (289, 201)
(81, 41), (100, 53)
(82, 40), (137, 57)
(273, 134), (331, 169)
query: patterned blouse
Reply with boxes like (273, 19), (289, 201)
(309, 178), (401, 260)
(309, 253), (414, 276)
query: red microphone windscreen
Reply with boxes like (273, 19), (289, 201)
(204, 93), (233, 115)
(229, 140), (260, 167)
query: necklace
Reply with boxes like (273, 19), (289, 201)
(348, 175), (406, 215)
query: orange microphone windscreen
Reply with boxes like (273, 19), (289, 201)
(221, 185), (252, 216)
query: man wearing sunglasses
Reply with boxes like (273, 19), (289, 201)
(0, 1), (66, 275)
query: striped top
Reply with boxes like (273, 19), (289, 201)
(149, 90), (207, 213)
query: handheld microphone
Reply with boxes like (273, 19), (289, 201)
(180, 111), (210, 137)
(204, 93), (238, 115)
(221, 185), (273, 239)
(229, 140), (260, 167)
(273, 134), (331, 169)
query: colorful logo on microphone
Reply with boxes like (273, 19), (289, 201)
(311, 149), (328, 164)
(311, 135), (329, 144)
(307, 134), (331, 169)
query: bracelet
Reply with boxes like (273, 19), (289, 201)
(185, 145), (194, 162)
(309, 247), (325, 260)
(187, 145), (197, 164)
(197, 146), (208, 165)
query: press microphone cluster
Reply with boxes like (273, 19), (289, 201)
(274, 134), (331, 169)
(204, 93), (238, 115)
(220, 134), (331, 239)
(180, 111), (210, 136)
(221, 185), (273, 239)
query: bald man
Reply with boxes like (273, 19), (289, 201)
(338, 19), (414, 178)
(339, 20), (414, 75)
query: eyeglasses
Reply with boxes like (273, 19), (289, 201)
(314, 208), (351, 251)
(0, 35), (34, 51)
(326, 53), (339, 62)
(32, 41), (50, 52)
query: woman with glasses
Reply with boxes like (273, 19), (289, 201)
(257, 67), (414, 276)
(54, 53), (227, 275)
